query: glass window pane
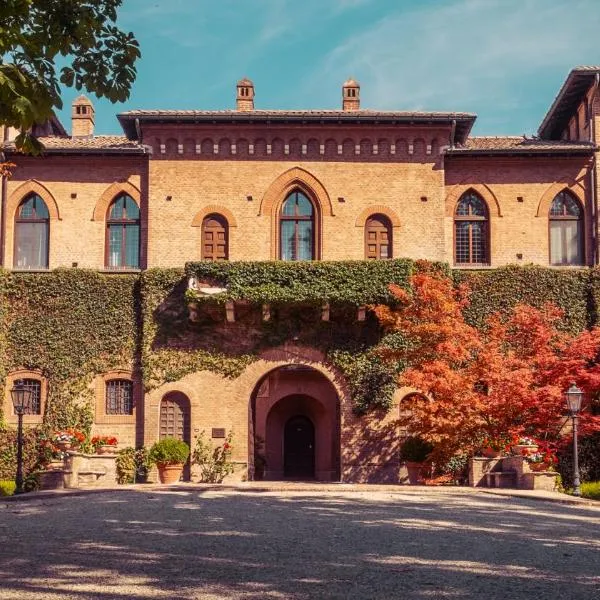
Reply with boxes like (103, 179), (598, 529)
(455, 222), (470, 263)
(109, 196), (125, 220)
(456, 193), (485, 217)
(124, 224), (140, 268)
(565, 220), (582, 264)
(296, 193), (313, 216)
(14, 222), (48, 268)
(550, 221), (563, 264)
(108, 225), (122, 268)
(124, 196), (140, 219)
(34, 197), (49, 219)
(281, 196), (296, 216)
(297, 220), (313, 260)
(280, 220), (295, 260)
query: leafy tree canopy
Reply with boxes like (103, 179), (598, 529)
(0, 0), (140, 154)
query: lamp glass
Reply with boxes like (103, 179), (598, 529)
(565, 383), (583, 414)
(10, 380), (31, 412)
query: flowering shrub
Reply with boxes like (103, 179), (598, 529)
(515, 436), (537, 446)
(52, 429), (85, 445)
(523, 442), (558, 468)
(480, 434), (511, 453)
(192, 431), (234, 483)
(91, 436), (118, 451)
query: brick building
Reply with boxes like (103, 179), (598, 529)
(1, 67), (599, 482)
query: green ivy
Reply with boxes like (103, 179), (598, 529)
(185, 259), (421, 305)
(0, 268), (137, 430)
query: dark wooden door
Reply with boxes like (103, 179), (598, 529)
(284, 415), (315, 478)
(159, 392), (191, 479)
(365, 215), (391, 259)
(202, 215), (228, 260)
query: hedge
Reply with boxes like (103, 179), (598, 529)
(3, 262), (600, 424)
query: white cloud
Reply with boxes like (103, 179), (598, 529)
(303, 0), (600, 133)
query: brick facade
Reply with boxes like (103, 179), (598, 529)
(2, 68), (599, 482)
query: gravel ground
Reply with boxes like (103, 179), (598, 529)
(0, 488), (599, 599)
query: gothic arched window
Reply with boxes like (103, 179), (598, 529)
(454, 191), (489, 265)
(14, 194), (49, 269)
(549, 191), (584, 265)
(279, 191), (315, 261)
(106, 194), (140, 269)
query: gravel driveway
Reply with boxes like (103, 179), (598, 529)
(0, 488), (599, 599)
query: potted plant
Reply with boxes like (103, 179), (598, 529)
(91, 435), (118, 454)
(510, 435), (539, 456)
(149, 437), (190, 484)
(401, 436), (434, 485)
(480, 435), (510, 458)
(52, 429), (85, 452)
(524, 444), (558, 472)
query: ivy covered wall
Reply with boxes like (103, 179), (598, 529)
(3, 262), (600, 426)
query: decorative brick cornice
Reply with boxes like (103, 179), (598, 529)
(92, 181), (141, 221)
(536, 178), (587, 217)
(355, 205), (401, 228)
(191, 205), (238, 227)
(7, 179), (61, 221)
(445, 181), (502, 217)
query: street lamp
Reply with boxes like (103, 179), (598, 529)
(564, 382), (583, 497)
(10, 380), (32, 495)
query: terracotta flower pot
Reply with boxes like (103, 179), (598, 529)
(405, 461), (426, 485)
(482, 447), (503, 458)
(97, 445), (117, 455)
(528, 461), (552, 472)
(511, 444), (538, 456)
(57, 441), (72, 452)
(157, 463), (184, 484)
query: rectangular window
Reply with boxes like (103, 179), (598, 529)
(106, 380), (134, 415)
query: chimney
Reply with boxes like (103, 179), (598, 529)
(342, 78), (360, 111)
(236, 78), (255, 111)
(71, 95), (95, 137)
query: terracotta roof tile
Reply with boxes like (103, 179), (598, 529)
(448, 136), (595, 154)
(2, 135), (147, 154)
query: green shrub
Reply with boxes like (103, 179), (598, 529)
(580, 481), (600, 500)
(0, 426), (52, 480)
(400, 436), (434, 462)
(148, 438), (189, 465)
(0, 480), (16, 496)
(192, 431), (234, 483)
(116, 447), (151, 484)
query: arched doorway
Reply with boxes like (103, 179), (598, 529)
(159, 391), (191, 480)
(250, 365), (340, 481)
(284, 415), (315, 478)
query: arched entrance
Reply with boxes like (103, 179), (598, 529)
(250, 365), (340, 481)
(159, 391), (191, 480)
(284, 414), (315, 478)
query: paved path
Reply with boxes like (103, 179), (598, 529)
(0, 488), (599, 599)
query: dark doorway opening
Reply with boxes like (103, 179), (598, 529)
(284, 415), (315, 478)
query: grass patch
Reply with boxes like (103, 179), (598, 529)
(0, 480), (16, 496)
(581, 481), (600, 500)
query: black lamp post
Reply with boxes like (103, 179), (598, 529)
(10, 380), (32, 495)
(564, 382), (583, 497)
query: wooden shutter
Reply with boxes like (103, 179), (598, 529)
(365, 215), (392, 259)
(202, 215), (228, 260)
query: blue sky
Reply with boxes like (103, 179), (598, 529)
(57, 0), (600, 137)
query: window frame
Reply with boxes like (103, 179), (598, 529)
(454, 192), (490, 266)
(105, 379), (134, 416)
(95, 371), (137, 424)
(279, 190), (316, 261)
(13, 194), (50, 270)
(105, 194), (141, 270)
(364, 213), (393, 259)
(548, 190), (584, 266)
(4, 371), (47, 425)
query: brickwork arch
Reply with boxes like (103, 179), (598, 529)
(355, 205), (401, 228)
(445, 182), (502, 217)
(191, 205), (238, 227)
(92, 181), (141, 221)
(536, 179), (586, 217)
(259, 167), (334, 217)
(7, 180), (61, 221)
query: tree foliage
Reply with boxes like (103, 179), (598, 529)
(375, 271), (600, 462)
(0, 0), (139, 153)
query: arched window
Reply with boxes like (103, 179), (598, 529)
(201, 214), (229, 260)
(454, 192), (489, 265)
(14, 194), (49, 269)
(106, 194), (140, 269)
(105, 379), (134, 415)
(279, 190), (315, 260)
(549, 191), (584, 265)
(365, 214), (392, 259)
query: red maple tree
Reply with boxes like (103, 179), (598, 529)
(374, 271), (600, 462)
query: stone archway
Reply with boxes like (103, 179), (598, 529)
(250, 365), (340, 481)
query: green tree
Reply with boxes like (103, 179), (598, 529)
(0, 0), (140, 154)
